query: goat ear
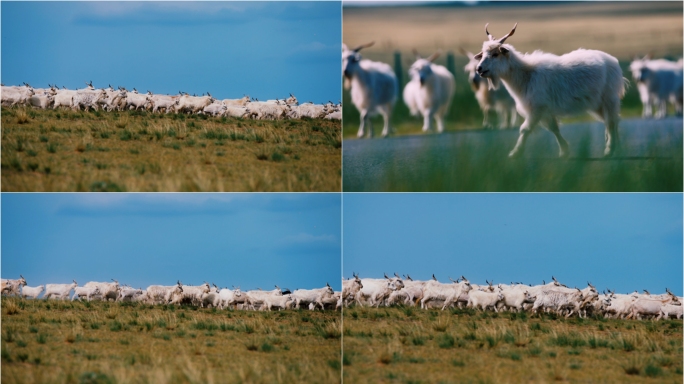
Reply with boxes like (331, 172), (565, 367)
(473, 52), (483, 61)
(499, 46), (509, 55)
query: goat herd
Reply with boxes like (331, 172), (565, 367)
(342, 273), (683, 321)
(0, 82), (342, 121)
(0, 276), (339, 311)
(4, 273), (681, 321)
(343, 23), (683, 158)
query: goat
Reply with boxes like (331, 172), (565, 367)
(474, 23), (627, 157)
(629, 56), (683, 118)
(403, 50), (455, 133)
(460, 47), (518, 129)
(343, 42), (398, 138)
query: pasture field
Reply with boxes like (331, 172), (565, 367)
(342, 1), (683, 137)
(342, 307), (683, 384)
(0, 107), (341, 192)
(0, 297), (341, 384)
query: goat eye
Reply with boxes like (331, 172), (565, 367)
(492, 53), (499, 58)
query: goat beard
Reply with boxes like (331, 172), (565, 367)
(487, 75), (501, 91)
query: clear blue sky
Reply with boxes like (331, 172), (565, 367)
(1, 1), (341, 104)
(343, 194), (683, 296)
(2, 193), (341, 291)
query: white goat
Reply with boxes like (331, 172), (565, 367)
(21, 285), (45, 299)
(629, 56), (683, 118)
(403, 50), (455, 133)
(474, 23), (627, 157)
(72, 286), (102, 301)
(343, 42), (398, 138)
(43, 280), (78, 300)
(461, 47), (518, 129)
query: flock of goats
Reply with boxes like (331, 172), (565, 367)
(343, 23), (683, 158)
(4, 273), (681, 321)
(0, 276), (339, 311)
(0, 82), (342, 121)
(341, 273), (682, 321)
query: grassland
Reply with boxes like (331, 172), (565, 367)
(342, 2), (683, 137)
(342, 307), (683, 384)
(0, 107), (341, 192)
(1, 297), (341, 384)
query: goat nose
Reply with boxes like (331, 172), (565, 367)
(477, 66), (483, 73)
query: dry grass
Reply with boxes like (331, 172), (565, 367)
(342, 307), (683, 383)
(1, 297), (341, 384)
(1, 108), (341, 192)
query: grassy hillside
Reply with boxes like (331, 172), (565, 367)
(1, 297), (341, 384)
(342, 307), (683, 383)
(1, 108), (341, 192)
(342, 2), (683, 137)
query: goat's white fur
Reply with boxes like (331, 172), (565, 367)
(343, 42), (398, 138)
(403, 51), (455, 133)
(461, 47), (518, 129)
(475, 24), (627, 157)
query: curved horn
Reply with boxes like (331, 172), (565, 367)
(352, 41), (375, 52)
(394, 272), (400, 278)
(384, 273), (389, 279)
(461, 275), (468, 282)
(449, 276), (456, 282)
(432, 274), (437, 281)
(498, 23), (517, 44)
(485, 23), (494, 41)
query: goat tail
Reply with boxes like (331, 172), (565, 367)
(619, 77), (630, 99)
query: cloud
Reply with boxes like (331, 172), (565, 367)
(71, 2), (334, 27)
(55, 194), (247, 217)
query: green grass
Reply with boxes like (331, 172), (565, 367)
(1, 108), (340, 192)
(1, 297), (340, 383)
(342, 306), (683, 383)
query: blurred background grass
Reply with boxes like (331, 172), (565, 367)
(342, 1), (683, 137)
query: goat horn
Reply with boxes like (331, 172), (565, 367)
(426, 50), (441, 62)
(498, 23), (517, 44)
(352, 41), (374, 52)
(485, 23), (494, 40)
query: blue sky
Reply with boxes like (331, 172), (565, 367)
(1, 194), (341, 291)
(1, 2), (341, 104)
(343, 194), (683, 296)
